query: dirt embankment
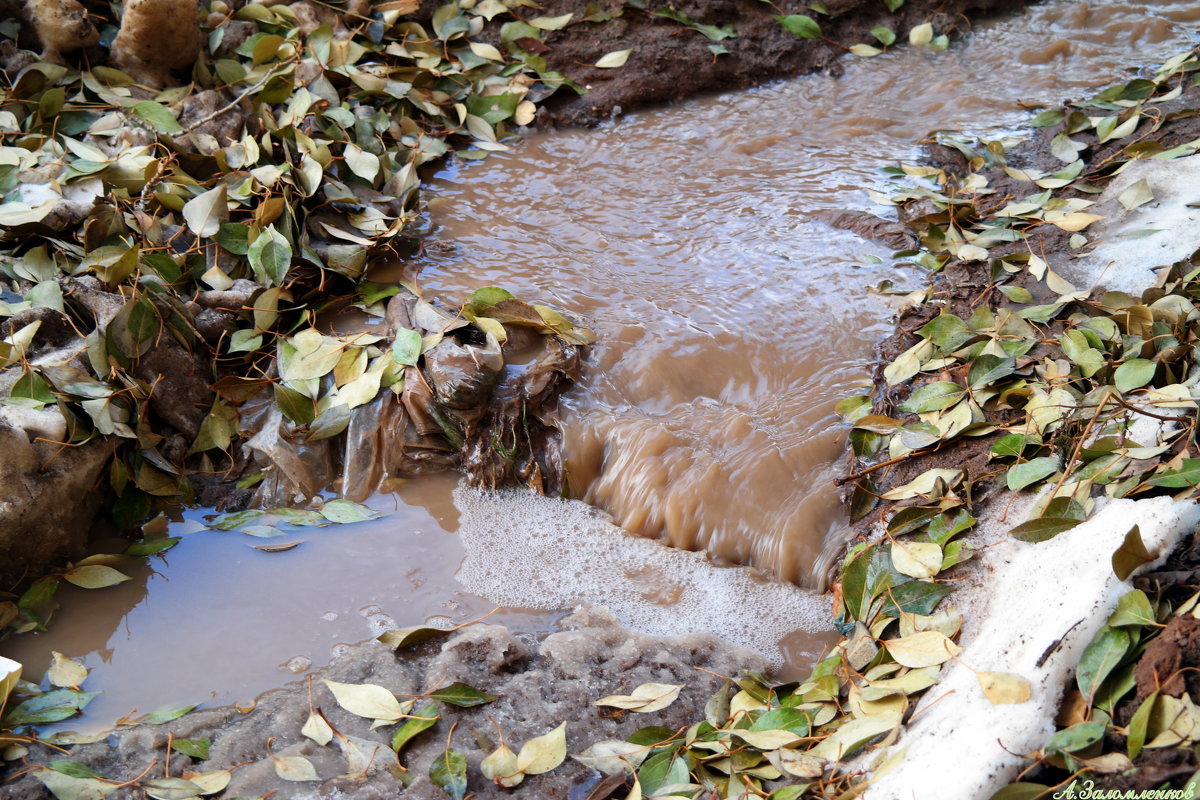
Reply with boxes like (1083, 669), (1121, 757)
(530, 0), (1031, 127)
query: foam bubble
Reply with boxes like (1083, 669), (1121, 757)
(453, 485), (833, 667)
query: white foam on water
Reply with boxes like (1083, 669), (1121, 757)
(453, 485), (833, 667)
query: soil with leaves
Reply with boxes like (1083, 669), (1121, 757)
(829, 44), (1200, 799)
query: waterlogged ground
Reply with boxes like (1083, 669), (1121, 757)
(5, 0), (1200, 737)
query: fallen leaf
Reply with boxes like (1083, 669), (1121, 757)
(323, 679), (407, 722)
(595, 683), (682, 713)
(885, 631), (962, 668)
(594, 49), (632, 68)
(272, 754), (319, 782)
(516, 722), (567, 775)
(978, 672), (1032, 705)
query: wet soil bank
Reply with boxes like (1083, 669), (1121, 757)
(523, 0), (1032, 127)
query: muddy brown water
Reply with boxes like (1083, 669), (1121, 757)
(5, 0), (1199, 733)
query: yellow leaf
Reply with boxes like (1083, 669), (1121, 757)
(1049, 212), (1104, 232)
(323, 679), (406, 722)
(977, 672), (1032, 705)
(595, 683), (682, 713)
(909, 22), (933, 45)
(885, 631), (962, 668)
(516, 722), (567, 775)
(481, 743), (522, 787)
(595, 49), (632, 69)
(47, 652), (88, 689)
(301, 711), (333, 746)
(183, 770), (232, 795)
(273, 754), (319, 781)
(891, 541), (943, 579)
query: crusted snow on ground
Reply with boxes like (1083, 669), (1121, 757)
(864, 496), (1200, 800)
(1060, 154), (1200, 294)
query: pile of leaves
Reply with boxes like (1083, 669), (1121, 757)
(0, 0), (608, 528)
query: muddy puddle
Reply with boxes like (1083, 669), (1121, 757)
(5, 0), (1199, 734)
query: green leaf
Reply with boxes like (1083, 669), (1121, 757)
(1109, 590), (1155, 628)
(1009, 517), (1079, 543)
(1044, 720), (1106, 755)
(1031, 109), (1064, 128)
(886, 506), (940, 536)
(248, 225), (292, 286)
(48, 761), (102, 780)
(877, 580), (952, 618)
(968, 355), (1015, 388)
(926, 509), (975, 546)
(750, 708), (812, 736)
(991, 434), (1028, 459)
(998, 285), (1035, 303)
(131, 101), (184, 134)
(215, 223), (249, 255)
(207, 509), (264, 531)
(430, 748), (468, 800)
(1127, 691), (1156, 760)
(391, 701), (439, 754)
(1147, 459), (1200, 488)
(124, 537), (179, 557)
(1006, 456), (1060, 491)
(306, 403), (351, 442)
(378, 625), (453, 651)
(1113, 358), (1155, 392)
(897, 381), (965, 414)
(391, 328), (422, 367)
(171, 738), (211, 760)
(777, 14), (821, 37)
(427, 682), (498, 708)
(870, 25), (896, 46)
(1077, 626), (1132, 704)
(319, 499), (379, 524)
(274, 384), (315, 426)
(19, 576), (59, 630)
(5, 689), (97, 726)
(133, 703), (197, 724)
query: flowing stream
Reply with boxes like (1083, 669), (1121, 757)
(5, 0), (1199, 732)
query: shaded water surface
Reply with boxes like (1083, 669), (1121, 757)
(5, 0), (1198, 729)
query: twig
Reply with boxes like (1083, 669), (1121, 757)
(182, 67), (284, 134)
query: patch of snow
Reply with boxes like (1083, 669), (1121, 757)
(1061, 154), (1200, 294)
(864, 496), (1200, 800)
